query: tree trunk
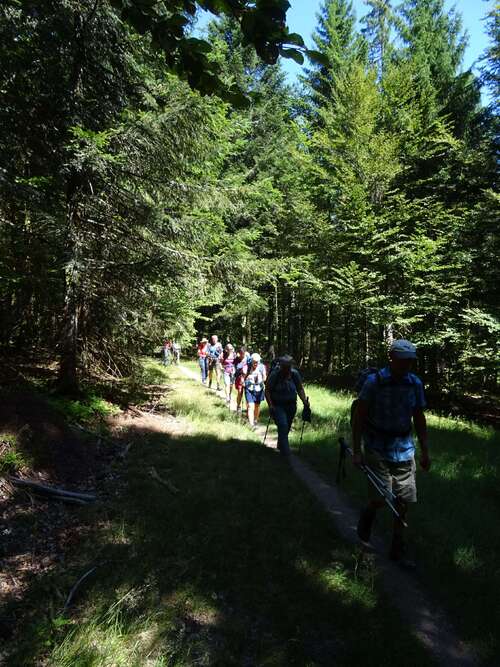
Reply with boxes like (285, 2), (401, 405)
(57, 199), (82, 395)
(324, 304), (334, 373)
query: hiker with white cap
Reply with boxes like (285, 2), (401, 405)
(244, 353), (267, 428)
(351, 339), (430, 565)
(265, 355), (310, 456)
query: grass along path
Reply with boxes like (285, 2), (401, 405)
(10, 359), (435, 666)
(182, 360), (480, 667)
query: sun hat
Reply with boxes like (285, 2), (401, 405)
(250, 353), (261, 363)
(389, 339), (417, 359)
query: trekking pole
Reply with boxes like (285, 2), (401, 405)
(299, 401), (311, 454)
(262, 416), (271, 446)
(338, 438), (408, 527)
(298, 421), (305, 454)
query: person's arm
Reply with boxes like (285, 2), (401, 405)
(413, 408), (430, 471)
(296, 380), (308, 406)
(265, 372), (275, 412)
(352, 400), (368, 466)
(265, 384), (274, 411)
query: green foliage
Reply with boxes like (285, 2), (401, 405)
(49, 393), (120, 423)
(0, 0), (497, 397)
(0, 434), (28, 474)
(110, 0), (321, 102)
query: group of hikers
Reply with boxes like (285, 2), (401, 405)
(161, 339), (181, 366)
(195, 334), (430, 566)
(196, 335), (310, 455)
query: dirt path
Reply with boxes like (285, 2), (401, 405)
(179, 363), (479, 667)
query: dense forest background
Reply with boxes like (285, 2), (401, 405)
(0, 0), (498, 397)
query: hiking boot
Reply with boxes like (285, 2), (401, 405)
(217, 385), (222, 392)
(357, 507), (375, 543)
(389, 535), (416, 569)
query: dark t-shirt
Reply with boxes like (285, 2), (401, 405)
(267, 368), (302, 404)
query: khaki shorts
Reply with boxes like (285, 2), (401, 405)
(364, 450), (417, 503)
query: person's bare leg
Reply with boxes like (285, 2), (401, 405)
(247, 402), (255, 426)
(254, 403), (261, 425)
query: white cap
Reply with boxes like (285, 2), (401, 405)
(390, 339), (417, 359)
(251, 353), (261, 363)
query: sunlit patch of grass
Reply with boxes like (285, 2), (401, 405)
(166, 364), (260, 444)
(318, 565), (377, 609)
(453, 545), (483, 573)
(49, 392), (120, 423)
(138, 357), (171, 385)
(49, 610), (167, 667)
(0, 433), (27, 474)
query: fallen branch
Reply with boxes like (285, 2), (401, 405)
(9, 477), (96, 502)
(118, 441), (133, 460)
(127, 406), (145, 417)
(63, 566), (98, 613)
(149, 467), (179, 494)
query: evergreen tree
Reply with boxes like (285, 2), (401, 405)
(397, 0), (467, 106)
(361, 0), (394, 79)
(481, 3), (500, 114)
(304, 0), (367, 106)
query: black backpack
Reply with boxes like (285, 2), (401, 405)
(350, 367), (418, 438)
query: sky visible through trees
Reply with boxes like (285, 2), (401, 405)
(197, 0), (496, 94)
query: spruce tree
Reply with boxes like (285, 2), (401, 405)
(304, 0), (367, 106)
(361, 0), (394, 79)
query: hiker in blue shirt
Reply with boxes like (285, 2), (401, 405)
(265, 355), (309, 456)
(207, 334), (223, 391)
(352, 339), (430, 564)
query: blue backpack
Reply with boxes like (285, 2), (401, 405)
(208, 343), (222, 360)
(351, 367), (419, 437)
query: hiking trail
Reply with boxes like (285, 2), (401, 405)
(179, 363), (479, 667)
